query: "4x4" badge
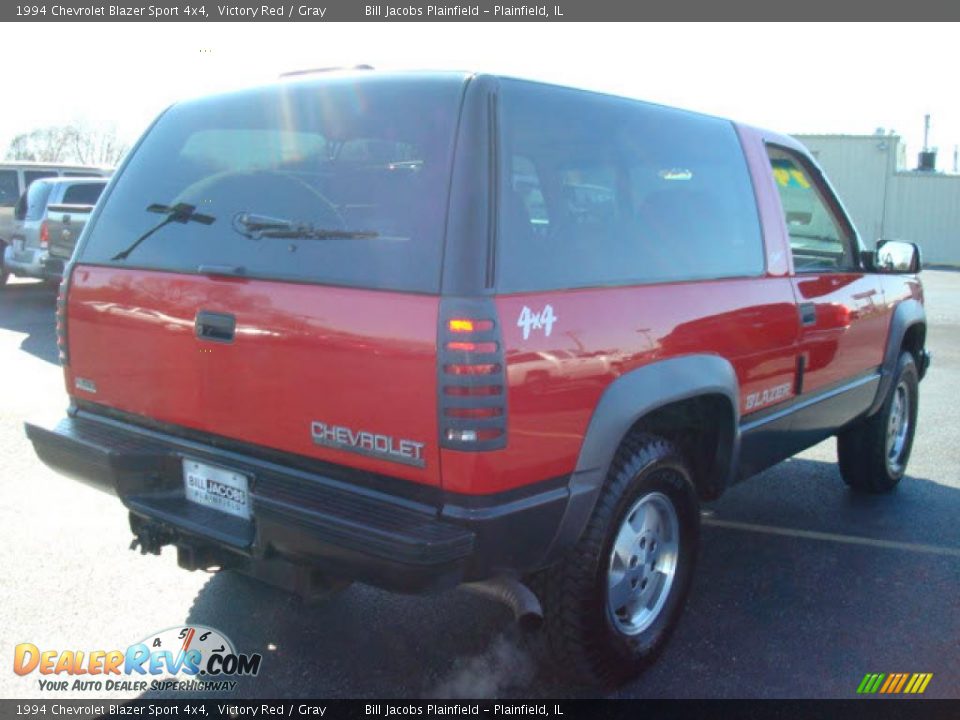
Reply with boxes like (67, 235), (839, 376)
(517, 304), (558, 340)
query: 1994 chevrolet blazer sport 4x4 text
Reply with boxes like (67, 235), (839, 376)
(26, 71), (930, 685)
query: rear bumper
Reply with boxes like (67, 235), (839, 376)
(3, 245), (60, 279)
(25, 411), (571, 593)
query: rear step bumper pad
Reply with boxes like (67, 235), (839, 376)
(25, 414), (476, 592)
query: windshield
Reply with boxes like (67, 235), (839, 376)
(78, 75), (466, 292)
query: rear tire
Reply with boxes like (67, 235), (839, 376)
(837, 351), (919, 493)
(539, 433), (699, 687)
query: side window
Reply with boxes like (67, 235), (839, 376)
(496, 81), (765, 292)
(62, 183), (106, 205)
(0, 170), (18, 208)
(24, 170), (58, 188)
(766, 146), (855, 272)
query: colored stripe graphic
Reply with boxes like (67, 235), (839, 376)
(857, 672), (932, 694)
(857, 673), (886, 694)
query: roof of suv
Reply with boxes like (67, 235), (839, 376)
(0, 161), (112, 171)
(221, 69), (755, 135)
(34, 176), (108, 187)
(193, 68), (472, 102)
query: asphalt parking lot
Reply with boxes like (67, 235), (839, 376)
(1, 271), (958, 700)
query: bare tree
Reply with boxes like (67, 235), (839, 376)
(5, 126), (75, 162)
(69, 123), (127, 166)
(6, 134), (34, 161)
(4, 124), (126, 166)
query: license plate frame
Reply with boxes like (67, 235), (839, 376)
(182, 457), (252, 521)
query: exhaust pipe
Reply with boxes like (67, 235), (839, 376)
(462, 576), (543, 632)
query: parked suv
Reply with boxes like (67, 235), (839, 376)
(26, 72), (930, 685)
(6, 177), (107, 282)
(0, 163), (111, 285)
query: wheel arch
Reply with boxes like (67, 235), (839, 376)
(868, 298), (927, 416)
(540, 355), (740, 566)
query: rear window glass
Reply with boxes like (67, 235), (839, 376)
(497, 80), (764, 292)
(62, 182), (106, 206)
(79, 76), (464, 293)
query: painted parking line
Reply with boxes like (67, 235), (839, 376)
(702, 517), (960, 558)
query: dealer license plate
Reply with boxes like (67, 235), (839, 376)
(182, 458), (251, 520)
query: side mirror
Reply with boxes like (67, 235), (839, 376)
(874, 240), (922, 274)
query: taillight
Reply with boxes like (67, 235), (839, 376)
(439, 300), (507, 450)
(56, 266), (72, 366)
(448, 319), (494, 334)
(39, 221), (49, 249)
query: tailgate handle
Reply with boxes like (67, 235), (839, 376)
(195, 311), (236, 343)
(198, 264), (245, 277)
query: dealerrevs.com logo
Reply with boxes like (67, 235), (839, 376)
(13, 625), (262, 692)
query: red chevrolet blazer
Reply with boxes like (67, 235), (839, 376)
(27, 71), (930, 685)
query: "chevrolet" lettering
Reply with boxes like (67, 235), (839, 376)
(310, 421), (426, 468)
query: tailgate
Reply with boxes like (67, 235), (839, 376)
(47, 204), (92, 260)
(65, 265), (442, 486)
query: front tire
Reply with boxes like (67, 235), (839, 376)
(838, 351), (919, 493)
(539, 433), (700, 686)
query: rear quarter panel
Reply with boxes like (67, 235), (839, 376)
(440, 278), (800, 494)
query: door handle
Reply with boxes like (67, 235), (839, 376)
(799, 302), (816, 326)
(195, 311), (236, 343)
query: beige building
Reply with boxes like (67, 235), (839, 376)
(795, 133), (960, 266)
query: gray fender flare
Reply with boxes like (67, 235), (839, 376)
(867, 298), (926, 417)
(540, 355), (740, 566)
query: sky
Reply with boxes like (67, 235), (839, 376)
(3, 22), (959, 171)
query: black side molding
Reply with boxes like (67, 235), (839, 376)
(867, 298), (927, 416)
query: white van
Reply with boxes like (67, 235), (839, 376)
(0, 162), (111, 285)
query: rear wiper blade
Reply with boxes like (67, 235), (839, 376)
(259, 227), (380, 240)
(112, 203), (216, 261)
(232, 212), (378, 240)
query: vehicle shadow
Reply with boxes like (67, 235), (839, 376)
(138, 458), (960, 700)
(0, 281), (59, 365)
